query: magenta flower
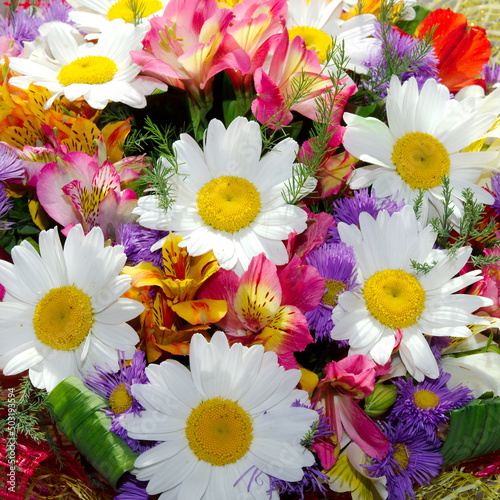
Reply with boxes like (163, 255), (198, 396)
(315, 354), (390, 468)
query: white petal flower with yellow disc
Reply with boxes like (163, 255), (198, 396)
(134, 117), (315, 274)
(331, 206), (492, 381)
(8, 21), (165, 110)
(343, 76), (499, 225)
(120, 331), (317, 499)
(0, 225), (143, 392)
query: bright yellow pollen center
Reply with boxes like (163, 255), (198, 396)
(185, 397), (253, 466)
(109, 383), (133, 415)
(33, 285), (94, 351)
(363, 269), (425, 329)
(288, 26), (332, 64)
(393, 443), (410, 472)
(414, 389), (440, 410)
(107, 0), (163, 22)
(323, 279), (346, 306)
(58, 56), (118, 86)
(197, 176), (261, 234)
(392, 132), (450, 190)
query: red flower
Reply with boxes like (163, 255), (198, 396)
(416, 8), (491, 93)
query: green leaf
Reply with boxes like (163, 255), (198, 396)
(396, 5), (431, 35)
(48, 377), (137, 489)
(440, 398), (500, 466)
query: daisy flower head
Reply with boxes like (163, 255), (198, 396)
(0, 225), (143, 392)
(389, 370), (473, 439)
(8, 21), (165, 110)
(85, 350), (153, 452)
(133, 117), (315, 274)
(120, 331), (318, 499)
(343, 76), (499, 225)
(331, 205), (492, 381)
(67, 0), (167, 35)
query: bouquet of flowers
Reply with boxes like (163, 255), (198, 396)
(1, 0), (500, 498)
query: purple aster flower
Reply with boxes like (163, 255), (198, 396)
(328, 188), (403, 243)
(488, 171), (500, 218)
(0, 184), (13, 230)
(388, 371), (473, 439)
(0, 10), (41, 46)
(305, 242), (358, 342)
(483, 61), (500, 92)
(0, 143), (25, 183)
(428, 336), (452, 362)
(366, 423), (443, 500)
(119, 223), (168, 268)
(85, 350), (154, 453)
(40, 0), (73, 24)
(115, 475), (149, 499)
(362, 22), (439, 99)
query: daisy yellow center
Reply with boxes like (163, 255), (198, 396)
(323, 279), (346, 306)
(288, 26), (332, 64)
(185, 397), (253, 466)
(392, 132), (450, 190)
(33, 285), (94, 351)
(363, 269), (425, 329)
(109, 383), (133, 415)
(414, 389), (440, 410)
(58, 56), (118, 86)
(107, 0), (163, 22)
(197, 176), (261, 234)
(393, 443), (410, 472)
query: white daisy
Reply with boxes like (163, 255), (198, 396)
(286, 0), (380, 74)
(120, 331), (317, 499)
(0, 225), (143, 392)
(343, 76), (500, 225)
(133, 117), (315, 274)
(8, 21), (165, 110)
(331, 206), (492, 381)
(67, 0), (168, 36)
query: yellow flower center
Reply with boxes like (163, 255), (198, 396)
(414, 389), (440, 410)
(109, 383), (134, 414)
(185, 397), (253, 466)
(58, 56), (118, 86)
(197, 176), (261, 234)
(33, 285), (94, 351)
(392, 132), (450, 190)
(363, 269), (425, 329)
(288, 26), (332, 64)
(393, 443), (410, 472)
(107, 0), (163, 22)
(323, 279), (346, 306)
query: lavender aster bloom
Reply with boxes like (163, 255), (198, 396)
(483, 61), (500, 91)
(0, 143), (25, 182)
(489, 171), (500, 218)
(366, 423), (443, 500)
(305, 242), (358, 341)
(0, 11), (41, 46)
(362, 23), (439, 99)
(328, 188), (403, 243)
(389, 371), (473, 438)
(119, 223), (168, 268)
(85, 350), (154, 453)
(115, 475), (150, 499)
(0, 184), (13, 230)
(41, 0), (73, 24)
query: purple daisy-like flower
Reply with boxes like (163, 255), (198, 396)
(40, 0), (73, 24)
(328, 188), (403, 243)
(305, 242), (358, 342)
(366, 423), (443, 500)
(115, 475), (150, 499)
(488, 172), (500, 218)
(0, 11), (41, 46)
(0, 143), (25, 183)
(119, 223), (168, 268)
(362, 22), (439, 99)
(389, 370), (473, 439)
(85, 350), (153, 453)
(0, 184), (13, 230)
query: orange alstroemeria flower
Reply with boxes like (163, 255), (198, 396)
(415, 8), (491, 93)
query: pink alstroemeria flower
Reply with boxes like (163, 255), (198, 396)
(252, 28), (356, 128)
(199, 252), (324, 369)
(36, 151), (139, 241)
(314, 355), (390, 470)
(131, 0), (251, 102)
